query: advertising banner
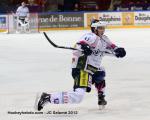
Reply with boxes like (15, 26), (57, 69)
(99, 12), (122, 26)
(39, 13), (84, 28)
(134, 11), (150, 25)
(85, 12), (122, 27)
(0, 15), (7, 29)
(84, 13), (99, 27)
(122, 12), (134, 25)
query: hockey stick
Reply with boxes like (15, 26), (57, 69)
(43, 32), (115, 55)
(43, 32), (78, 50)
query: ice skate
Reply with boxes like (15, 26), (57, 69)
(37, 92), (51, 111)
(98, 92), (107, 110)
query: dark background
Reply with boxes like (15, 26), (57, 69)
(0, 0), (150, 14)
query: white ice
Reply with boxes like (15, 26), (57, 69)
(0, 29), (150, 120)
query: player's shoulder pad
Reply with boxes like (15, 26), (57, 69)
(17, 6), (22, 10)
(102, 35), (109, 40)
(102, 35), (116, 48)
(102, 35), (112, 43)
(82, 32), (97, 44)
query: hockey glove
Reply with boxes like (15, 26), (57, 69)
(114, 47), (126, 58)
(80, 43), (92, 56)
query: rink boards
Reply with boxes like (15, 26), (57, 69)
(1, 11), (150, 32)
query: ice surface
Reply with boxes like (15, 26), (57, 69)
(0, 29), (150, 120)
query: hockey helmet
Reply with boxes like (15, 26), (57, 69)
(91, 19), (107, 32)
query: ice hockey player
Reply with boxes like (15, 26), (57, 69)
(36, 19), (126, 111)
(16, 2), (29, 32)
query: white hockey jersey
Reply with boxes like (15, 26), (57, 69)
(16, 6), (29, 17)
(72, 32), (117, 74)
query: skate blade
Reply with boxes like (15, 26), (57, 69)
(34, 92), (41, 110)
(99, 105), (105, 110)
